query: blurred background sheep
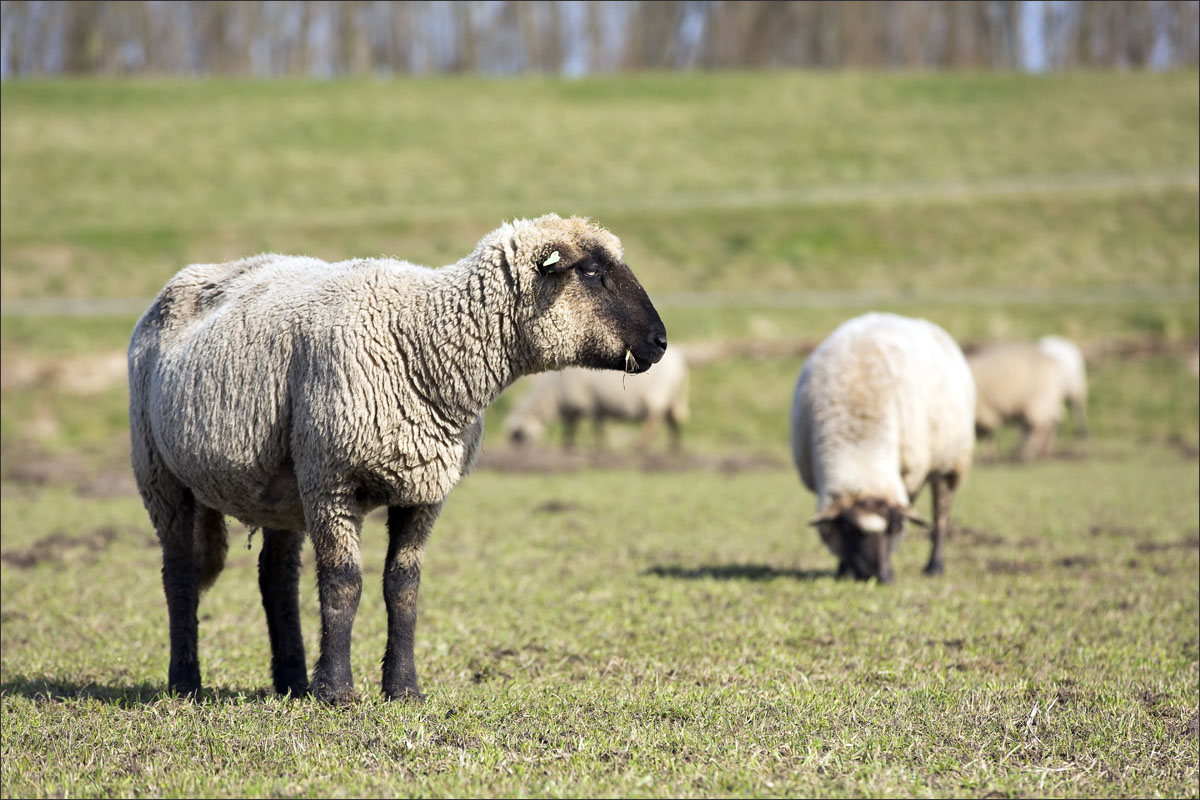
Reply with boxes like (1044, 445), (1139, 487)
(1038, 335), (1089, 438)
(505, 346), (689, 452)
(967, 342), (1069, 461)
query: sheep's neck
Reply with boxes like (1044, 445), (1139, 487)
(398, 264), (532, 432)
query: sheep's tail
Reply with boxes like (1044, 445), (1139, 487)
(671, 369), (690, 424)
(194, 505), (229, 593)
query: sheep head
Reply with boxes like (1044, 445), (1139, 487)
(809, 496), (929, 583)
(501, 214), (667, 375)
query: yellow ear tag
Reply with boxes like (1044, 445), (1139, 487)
(542, 251), (561, 267)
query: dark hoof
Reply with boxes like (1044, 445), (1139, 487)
(309, 677), (357, 706)
(168, 666), (202, 700)
(311, 686), (358, 706)
(273, 666), (309, 698)
(384, 687), (425, 703)
(923, 562), (945, 576)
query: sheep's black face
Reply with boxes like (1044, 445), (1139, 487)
(525, 232), (667, 375)
(814, 503), (907, 584)
(565, 252), (667, 374)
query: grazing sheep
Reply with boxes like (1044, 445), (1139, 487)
(504, 346), (689, 452)
(128, 214), (667, 703)
(790, 312), (975, 582)
(967, 343), (1068, 461)
(1038, 335), (1089, 437)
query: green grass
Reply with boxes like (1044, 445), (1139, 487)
(1, 72), (1197, 299)
(1, 72), (1198, 797)
(2, 456), (1197, 797)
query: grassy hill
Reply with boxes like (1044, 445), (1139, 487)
(1, 72), (1197, 798)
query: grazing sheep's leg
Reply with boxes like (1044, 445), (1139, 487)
(1072, 397), (1089, 439)
(258, 528), (308, 697)
(1019, 422), (1055, 461)
(562, 413), (581, 450)
(381, 503), (442, 701)
(592, 415), (608, 450)
(924, 475), (954, 576)
(157, 487), (202, 698)
(639, 415), (660, 450)
(665, 411), (683, 454)
(307, 508), (363, 705)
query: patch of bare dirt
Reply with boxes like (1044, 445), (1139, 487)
(985, 558), (1041, 575)
(0, 351), (127, 395)
(1, 527), (124, 569)
(953, 525), (1008, 546)
(1089, 524), (1144, 538)
(1136, 533), (1200, 552)
(1, 441), (138, 497)
(1055, 555), (1097, 569)
(475, 445), (783, 474)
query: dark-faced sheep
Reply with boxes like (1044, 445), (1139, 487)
(791, 312), (975, 582)
(967, 342), (1068, 461)
(128, 214), (667, 703)
(504, 346), (689, 452)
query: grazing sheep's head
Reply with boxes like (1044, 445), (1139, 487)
(810, 497), (929, 583)
(505, 415), (544, 446)
(499, 215), (667, 375)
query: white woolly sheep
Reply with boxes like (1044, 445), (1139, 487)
(504, 346), (689, 452)
(128, 214), (667, 703)
(967, 342), (1068, 462)
(791, 312), (975, 582)
(1037, 335), (1089, 437)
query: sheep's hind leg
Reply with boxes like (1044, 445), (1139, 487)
(382, 503), (442, 701)
(923, 474), (955, 576)
(157, 487), (202, 698)
(259, 528), (308, 697)
(307, 507), (363, 705)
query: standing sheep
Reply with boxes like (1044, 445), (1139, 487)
(791, 313), (975, 582)
(504, 346), (689, 452)
(967, 343), (1068, 461)
(128, 214), (667, 703)
(1037, 335), (1089, 438)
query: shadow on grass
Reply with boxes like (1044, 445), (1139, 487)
(643, 563), (836, 581)
(0, 676), (272, 706)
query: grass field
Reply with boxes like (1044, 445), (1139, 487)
(1, 71), (1197, 797)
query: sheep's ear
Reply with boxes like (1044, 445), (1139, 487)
(901, 508), (931, 529)
(536, 247), (578, 274)
(808, 508), (840, 527)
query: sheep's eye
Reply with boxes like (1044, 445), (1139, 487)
(577, 263), (601, 278)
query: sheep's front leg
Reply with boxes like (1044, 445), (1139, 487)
(924, 475), (955, 576)
(258, 528), (308, 697)
(308, 509), (363, 705)
(382, 503), (442, 701)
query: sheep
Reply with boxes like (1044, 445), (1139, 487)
(504, 346), (689, 452)
(128, 213), (668, 704)
(1037, 335), (1089, 438)
(967, 342), (1069, 461)
(790, 312), (975, 582)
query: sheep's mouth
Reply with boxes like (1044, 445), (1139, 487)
(623, 349), (656, 374)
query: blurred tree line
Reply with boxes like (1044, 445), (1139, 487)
(2, 0), (1197, 78)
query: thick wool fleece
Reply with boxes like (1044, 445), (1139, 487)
(504, 346), (689, 441)
(790, 312), (976, 514)
(130, 214), (638, 559)
(967, 343), (1067, 434)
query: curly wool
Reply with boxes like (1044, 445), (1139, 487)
(129, 214), (628, 552)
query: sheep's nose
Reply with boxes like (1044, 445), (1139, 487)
(649, 329), (667, 352)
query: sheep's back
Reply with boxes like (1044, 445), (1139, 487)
(969, 345), (1065, 427)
